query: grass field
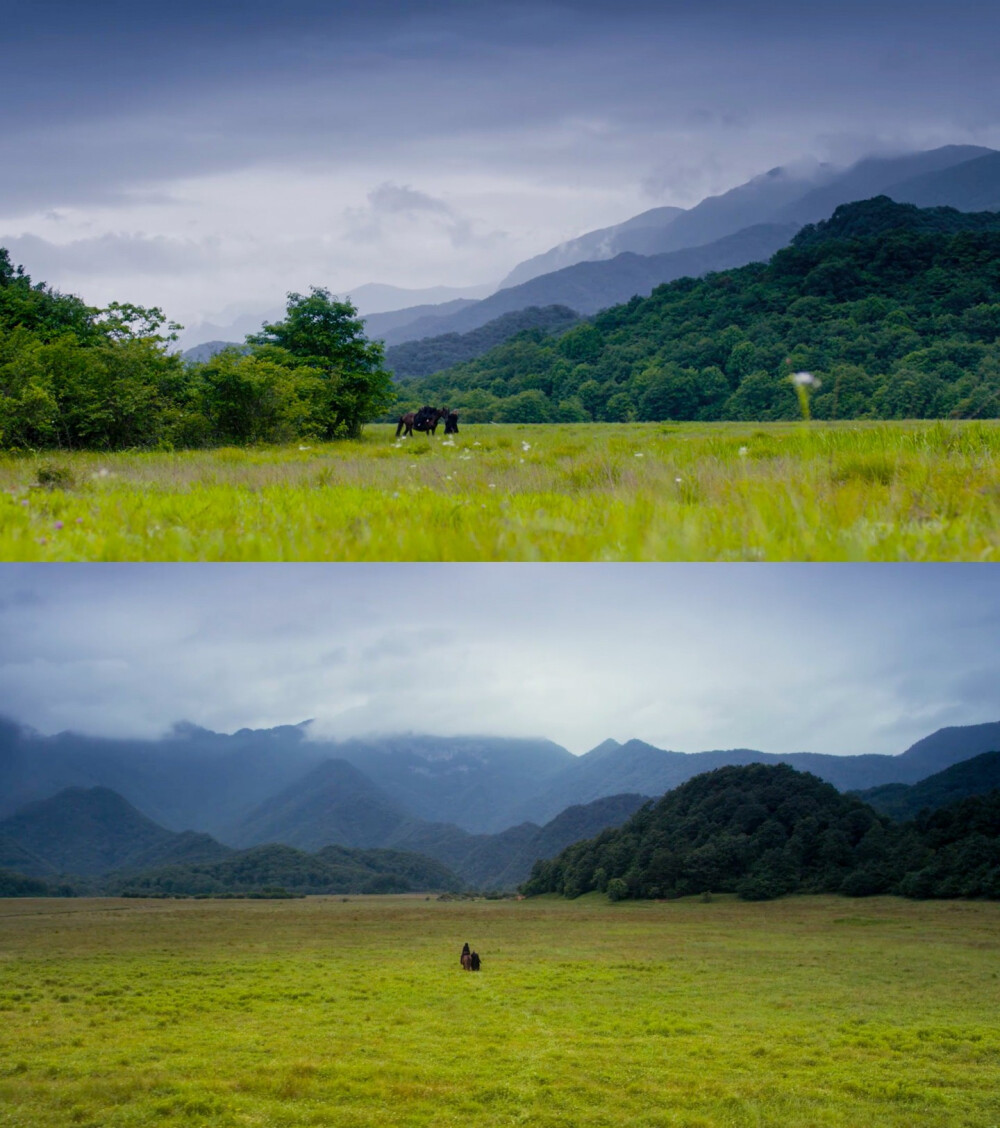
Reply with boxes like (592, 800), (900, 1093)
(0, 894), (997, 1127)
(1, 421), (999, 560)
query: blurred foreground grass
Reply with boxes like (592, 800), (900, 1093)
(1, 421), (998, 560)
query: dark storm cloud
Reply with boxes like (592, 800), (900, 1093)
(3, 0), (1000, 215)
(0, 232), (222, 277)
(0, 564), (997, 757)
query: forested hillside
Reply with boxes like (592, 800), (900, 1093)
(397, 198), (1000, 423)
(385, 305), (580, 378)
(522, 763), (1000, 902)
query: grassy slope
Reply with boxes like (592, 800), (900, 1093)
(0, 895), (997, 1127)
(1, 421), (999, 561)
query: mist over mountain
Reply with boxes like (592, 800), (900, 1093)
(498, 206), (686, 289)
(0, 717), (330, 835)
(373, 224), (799, 347)
(4, 714), (999, 843)
(370, 145), (997, 349)
(2, 716), (998, 893)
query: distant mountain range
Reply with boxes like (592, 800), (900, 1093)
(374, 222), (799, 347)
(366, 144), (998, 348)
(175, 145), (1000, 356)
(1, 716), (998, 892)
(856, 750), (1000, 821)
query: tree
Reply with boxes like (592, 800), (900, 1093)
(248, 288), (395, 439)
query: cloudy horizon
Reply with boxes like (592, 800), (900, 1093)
(3, 0), (1000, 327)
(1, 563), (998, 758)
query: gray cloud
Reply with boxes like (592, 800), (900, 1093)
(0, 564), (997, 757)
(0, 232), (223, 278)
(342, 183), (492, 249)
(2, 0), (999, 322)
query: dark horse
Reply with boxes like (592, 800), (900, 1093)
(460, 942), (472, 970)
(396, 405), (448, 437)
(443, 411), (459, 435)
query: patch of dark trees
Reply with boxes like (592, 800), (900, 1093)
(521, 763), (1000, 902)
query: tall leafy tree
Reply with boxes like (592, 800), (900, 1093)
(248, 288), (395, 439)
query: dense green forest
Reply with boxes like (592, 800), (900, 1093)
(396, 197), (1000, 423)
(521, 764), (1000, 902)
(0, 253), (393, 449)
(0, 841), (462, 898)
(385, 305), (580, 378)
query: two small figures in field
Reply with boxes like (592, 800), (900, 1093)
(460, 942), (481, 971)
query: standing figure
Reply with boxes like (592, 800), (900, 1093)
(470, 951), (481, 972)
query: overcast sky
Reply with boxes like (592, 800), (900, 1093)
(0, 563), (996, 757)
(2, 0), (999, 327)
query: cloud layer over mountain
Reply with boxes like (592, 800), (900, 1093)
(1, 564), (997, 757)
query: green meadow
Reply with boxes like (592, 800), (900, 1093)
(0, 894), (997, 1127)
(2, 421), (999, 561)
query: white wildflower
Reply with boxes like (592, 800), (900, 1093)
(738, 446), (749, 457)
(521, 441), (531, 451)
(791, 371), (821, 388)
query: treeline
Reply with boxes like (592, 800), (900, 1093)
(521, 764), (1000, 902)
(0, 255), (394, 450)
(0, 842), (463, 898)
(396, 197), (1000, 423)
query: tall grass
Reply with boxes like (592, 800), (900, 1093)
(1, 421), (999, 560)
(0, 894), (997, 1127)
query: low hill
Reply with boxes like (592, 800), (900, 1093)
(0, 787), (232, 876)
(400, 197), (1000, 423)
(392, 791), (649, 889)
(522, 763), (899, 901)
(857, 750), (1000, 821)
(524, 763), (1000, 903)
(385, 305), (581, 378)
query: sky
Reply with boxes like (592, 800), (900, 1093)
(2, 0), (1000, 330)
(0, 563), (997, 757)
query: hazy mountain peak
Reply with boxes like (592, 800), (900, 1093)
(585, 738), (623, 758)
